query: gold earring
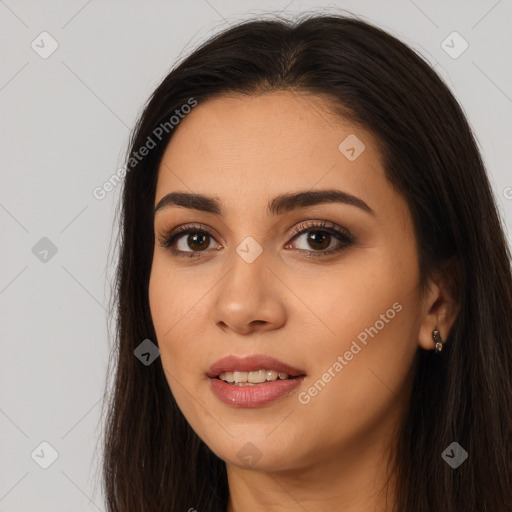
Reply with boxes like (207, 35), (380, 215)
(432, 328), (443, 353)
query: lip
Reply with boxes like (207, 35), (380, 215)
(207, 354), (306, 378)
(209, 377), (304, 408)
(207, 355), (306, 408)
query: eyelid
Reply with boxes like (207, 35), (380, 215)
(288, 220), (353, 240)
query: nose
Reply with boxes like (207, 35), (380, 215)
(209, 248), (287, 335)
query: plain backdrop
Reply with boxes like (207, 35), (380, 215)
(1, 1), (511, 510)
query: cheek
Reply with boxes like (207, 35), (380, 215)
(149, 259), (190, 373)
(149, 256), (201, 339)
(298, 242), (421, 407)
(303, 246), (417, 347)
(148, 256), (211, 388)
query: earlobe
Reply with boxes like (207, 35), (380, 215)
(418, 312), (444, 351)
(417, 264), (460, 351)
(418, 303), (458, 351)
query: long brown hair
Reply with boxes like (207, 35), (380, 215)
(100, 12), (512, 511)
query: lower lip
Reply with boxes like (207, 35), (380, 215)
(209, 376), (304, 408)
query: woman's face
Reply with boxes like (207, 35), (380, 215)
(149, 91), (430, 473)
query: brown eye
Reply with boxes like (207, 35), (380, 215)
(287, 221), (355, 257)
(303, 231), (332, 251)
(181, 232), (211, 251)
(159, 227), (217, 254)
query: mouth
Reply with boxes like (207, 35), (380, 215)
(207, 354), (306, 407)
(207, 354), (306, 382)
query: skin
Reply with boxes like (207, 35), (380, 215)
(149, 91), (458, 512)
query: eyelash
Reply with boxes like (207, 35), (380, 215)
(156, 220), (355, 260)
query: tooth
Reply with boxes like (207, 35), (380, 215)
(248, 369), (267, 383)
(218, 369), (293, 384)
(266, 370), (279, 381)
(233, 371), (248, 383)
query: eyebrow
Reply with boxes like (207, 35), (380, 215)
(153, 189), (374, 217)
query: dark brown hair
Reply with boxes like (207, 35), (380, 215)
(100, 12), (512, 511)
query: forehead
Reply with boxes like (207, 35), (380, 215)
(155, 91), (386, 214)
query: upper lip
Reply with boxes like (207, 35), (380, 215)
(207, 355), (306, 378)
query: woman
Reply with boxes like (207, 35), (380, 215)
(101, 12), (512, 511)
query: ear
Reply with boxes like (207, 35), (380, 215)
(418, 257), (460, 351)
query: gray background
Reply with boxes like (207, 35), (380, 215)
(1, 0), (511, 510)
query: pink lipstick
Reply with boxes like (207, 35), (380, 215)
(207, 354), (306, 408)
